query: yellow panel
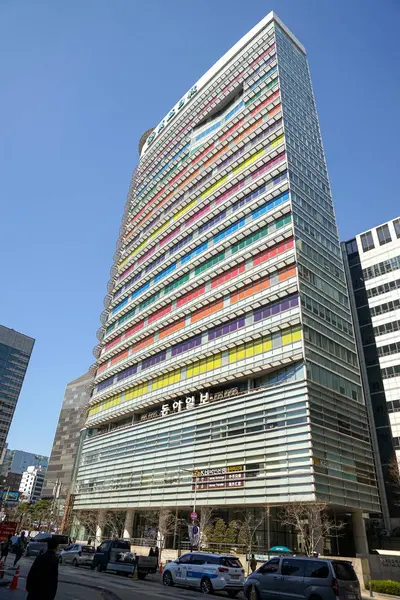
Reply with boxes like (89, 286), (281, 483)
(201, 176), (228, 199)
(281, 330), (292, 345)
(253, 339), (263, 356)
(119, 239), (147, 269)
(233, 148), (264, 175)
(150, 220), (170, 240)
(292, 327), (302, 342)
(263, 337), (272, 352)
(228, 347), (237, 363)
(270, 134), (285, 148)
(174, 199), (197, 220)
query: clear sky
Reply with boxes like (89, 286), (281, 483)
(1, 0), (399, 456)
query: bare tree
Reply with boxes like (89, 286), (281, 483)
(236, 510), (268, 554)
(104, 511), (125, 539)
(279, 501), (345, 556)
(199, 507), (216, 548)
(157, 509), (176, 562)
(74, 510), (99, 540)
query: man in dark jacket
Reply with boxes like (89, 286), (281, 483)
(26, 538), (59, 600)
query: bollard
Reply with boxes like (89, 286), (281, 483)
(9, 565), (19, 590)
(159, 561), (163, 575)
(133, 564), (138, 581)
(369, 580), (374, 598)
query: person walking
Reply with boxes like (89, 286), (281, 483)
(26, 537), (59, 600)
(250, 554), (257, 572)
(13, 531), (26, 566)
(0, 534), (12, 562)
(154, 546), (159, 566)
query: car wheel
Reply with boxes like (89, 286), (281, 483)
(227, 592), (239, 598)
(200, 577), (213, 594)
(73, 559), (78, 567)
(138, 572), (147, 580)
(163, 571), (174, 586)
(246, 585), (260, 600)
(96, 564), (103, 572)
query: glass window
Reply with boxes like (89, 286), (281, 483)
(221, 557), (243, 568)
(360, 231), (374, 252)
(305, 561), (329, 578)
(377, 224), (392, 246)
(346, 240), (358, 255)
(206, 555), (222, 565)
(261, 558), (280, 573)
(394, 218), (400, 239)
(281, 559), (304, 577)
(332, 561), (357, 581)
(191, 554), (206, 565)
(178, 554), (192, 564)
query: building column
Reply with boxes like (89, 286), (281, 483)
(352, 511), (369, 555)
(95, 510), (106, 547)
(123, 509), (135, 539)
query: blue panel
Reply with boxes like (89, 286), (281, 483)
(154, 263), (176, 283)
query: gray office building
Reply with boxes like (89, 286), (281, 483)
(0, 325), (35, 457)
(0, 449), (48, 476)
(42, 371), (93, 499)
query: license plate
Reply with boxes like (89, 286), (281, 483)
(230, 575), (240, 579)
(347, 594), (356, 599)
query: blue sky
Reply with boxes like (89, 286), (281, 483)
(1, 0), (399, 456)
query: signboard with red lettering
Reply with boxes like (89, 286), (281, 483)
(0, 522), (17, 542)
(192, 465), (244, 491)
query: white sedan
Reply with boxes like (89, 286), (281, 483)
(59, 544), (95, 567)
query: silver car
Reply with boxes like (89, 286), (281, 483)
(59, 544), (95, 567)
(244, 556), (361, 600)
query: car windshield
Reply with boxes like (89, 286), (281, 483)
(82, 547), (95, 553)
(221, 557), (242, 568)
(34, 533), (51, 541)
(333, 561), (357, 581)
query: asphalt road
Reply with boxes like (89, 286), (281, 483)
(0, 557), (227, 600)
(0, 557), (380, 600)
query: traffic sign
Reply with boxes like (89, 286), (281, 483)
(192, 525), (199, 535)
(190, 511), (198, 520)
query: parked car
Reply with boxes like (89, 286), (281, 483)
(59, 544), (95, 567)
(244, 556), (361, 600)
(25, 533), (70, 557)
(162, 551), (244, 596)
(92, 539), (157, 579)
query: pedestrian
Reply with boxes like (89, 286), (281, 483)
(154, 546), (159, 565)
(13, 531), (26, 566)
(26, 537), (59, 600)
(148, 547), (155, 557)
(0, 534), (12, 562)
(250, 554), (257, 572)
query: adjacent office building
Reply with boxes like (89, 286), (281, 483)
(0, 449), (48, 476)
(74, 12), (379, 553)
(19, 466), (46, 503)
(343, 217), (400, 519)
(0, 326), (35, 457)
(42, 371), (93, 500)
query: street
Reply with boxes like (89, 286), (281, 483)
(0, 557), (223, 600)
(0, 557), (381, 600)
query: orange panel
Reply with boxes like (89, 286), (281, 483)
(191, 299), (224, 323)
(159, 318), (186, 339)
(110, 349), (129, 366)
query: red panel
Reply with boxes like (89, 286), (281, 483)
(211, 263), (245, 289)
(105, 335), (122, 351)
(148, 304), (172, 324)
(176, 285), (205, 307)
(123, 320), (145, 340)
(253, 238), (294, 266)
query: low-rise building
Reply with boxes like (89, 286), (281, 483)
(19, 466), (46, 503)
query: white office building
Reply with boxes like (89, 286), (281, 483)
(19, 466), (46, 503)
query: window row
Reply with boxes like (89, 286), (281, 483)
(370, 297), (400, 317)
(377, 341), (400, 358)
(363, 255), (400, 282)
(381, 364), (400, 380)
(367, 278), (400, 299)
(89, 324), (303, 417)
(373, 319), (400, 337)
(97, 292), (300, 391)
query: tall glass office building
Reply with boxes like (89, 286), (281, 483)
(0, 326), (35, 459)
(74, 12), (379, 553)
